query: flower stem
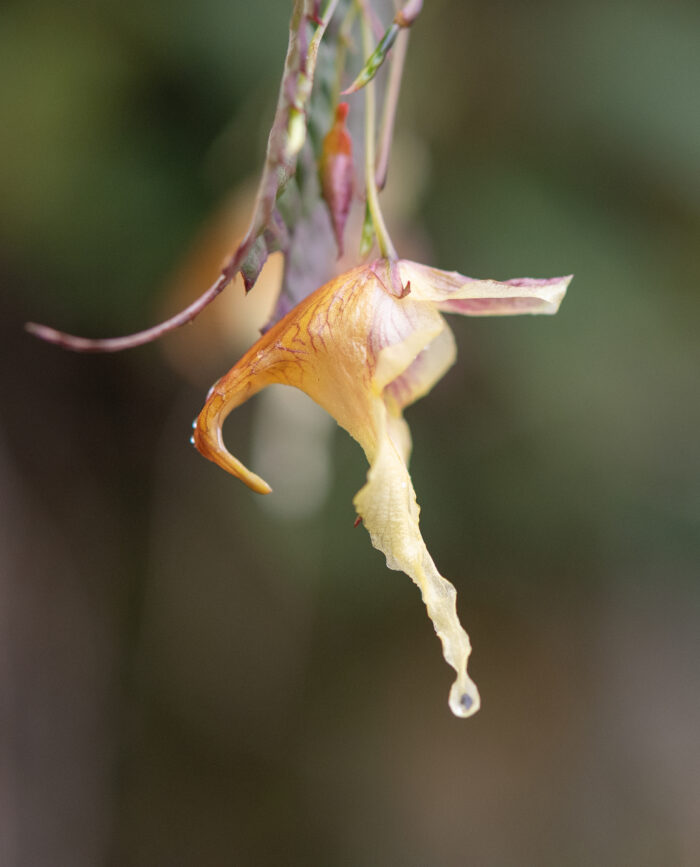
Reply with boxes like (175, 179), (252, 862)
(361, 11), (397, 260)
(333, 2), (357, 106)
(376, 27), (408, 191)
(308, 0), (341, 74)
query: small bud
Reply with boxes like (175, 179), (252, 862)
(320, 102), (354, 257)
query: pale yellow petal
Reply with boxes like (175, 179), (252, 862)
(383, 323), (457, 416)
(370, 289), (446, 394)
(399, 259), (571, 316)
(354, 400), (481, 718)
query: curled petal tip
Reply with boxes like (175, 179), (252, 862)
(245, 476), (274, 496)
(194, 420), (273, 494)
(193, 386), (273, 495)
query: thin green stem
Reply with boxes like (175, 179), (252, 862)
(361, 11), (397, 260)
(376, 26), (408, 191)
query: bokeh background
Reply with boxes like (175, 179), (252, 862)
(2, 0), (699, 864)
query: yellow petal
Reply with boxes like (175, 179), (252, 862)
(354, 400), (481, 717)
(383, 324), (457, 416)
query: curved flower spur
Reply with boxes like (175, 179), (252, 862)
(194, 260), (570, 717)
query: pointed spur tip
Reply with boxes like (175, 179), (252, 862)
(192, 425), (273, 495)
(246, 476), (274, 496)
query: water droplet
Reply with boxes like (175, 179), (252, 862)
(189, 435), (195, 445)
(449, 679), (480, 718)
(459, 693), (473, 712)
(191, 418), (197, 429)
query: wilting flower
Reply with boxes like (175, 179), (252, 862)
(193, 259), (570, 717)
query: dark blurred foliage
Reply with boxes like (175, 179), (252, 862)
(2, 0), (699, 865)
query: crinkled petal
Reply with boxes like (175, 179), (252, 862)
(399, 260), (571, 316)
(354, 401), (480, 718)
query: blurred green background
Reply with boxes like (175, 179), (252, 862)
(2, 0), (699, 865)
